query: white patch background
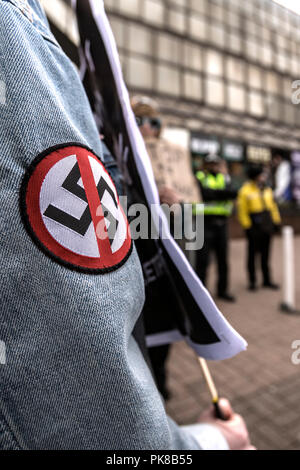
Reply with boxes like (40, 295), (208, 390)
(39, 154), (127, 258)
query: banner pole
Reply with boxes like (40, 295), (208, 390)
(197, 357), (227, 421)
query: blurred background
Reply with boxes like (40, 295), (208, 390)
(41, 0), (300, 233)
(40, 0), (300, 450)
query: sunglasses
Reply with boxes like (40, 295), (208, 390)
(136, 116), (162, 130)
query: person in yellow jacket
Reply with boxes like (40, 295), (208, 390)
(238, 165), (281, 291)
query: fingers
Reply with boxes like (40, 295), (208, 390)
(198, 398), (234, 423)
(218, 398), (234, 421)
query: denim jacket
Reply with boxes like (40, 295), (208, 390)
(0, 0), (207, 450)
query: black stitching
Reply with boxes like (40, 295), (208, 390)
(19, 142), (133, 275)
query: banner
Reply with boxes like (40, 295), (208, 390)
(73, 0), (247, 360)
(145, 137), (201, 204)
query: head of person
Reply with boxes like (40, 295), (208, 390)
(272, 149), (289, 169)
(131, 95), (162, 139)
(247, 165), (267, 186)
(272, 150), (283, 169)
(203, 153), (222, 175)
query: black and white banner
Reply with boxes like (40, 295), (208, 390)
(73, 0), (247, 360)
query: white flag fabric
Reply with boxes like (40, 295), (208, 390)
(73, 0), (247, 360)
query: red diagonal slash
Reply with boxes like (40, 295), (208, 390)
(76, 149), (113, 262)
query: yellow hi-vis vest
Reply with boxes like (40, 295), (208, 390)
(194, 171), (233, 216)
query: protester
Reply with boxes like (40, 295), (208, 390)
(131, 96), (184, 400)
(131, 95), (191, 208)
(272, 150), (293, 204)
(195, 153), (237, 302)
(0, 0), (254, 450)
(237, 165), (281, 291)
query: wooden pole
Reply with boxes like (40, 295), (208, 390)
(197, 357), (227, 421)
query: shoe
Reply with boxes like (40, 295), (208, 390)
(218, 293), (236, 303)
(263, 282), (280, 290)
(248, 284), (257, 291)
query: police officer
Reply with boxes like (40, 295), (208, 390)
(195, 153), (237, 302)
(238, 165), (281, 291)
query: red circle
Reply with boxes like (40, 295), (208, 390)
(23, 144), (132, 272)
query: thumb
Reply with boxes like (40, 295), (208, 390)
(218, 398), (234, 420)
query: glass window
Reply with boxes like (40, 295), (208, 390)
(266, 95), (280, 122)
(282, 77), (293, 100)
(277, 53), (288, 73)
(184, 73), (202, 100)
(206, 50), (223, 77)
(258, 7), (267, 24)
(228, 33), (242, 53)
(189, 15), (207, 40)
(157, 34), (180, 64)
(291, 40), (298, 56)
(109, 17), (124, 49)
(118, 52), (126, 74)
(183, 42), (202, 71)
(226, 57), (244, 84)
(261, 27), (272, 42)
(208, 24), (225, 48)
(142, 0), (164, 26)
(249, 91), (264, 117)
(261, 45), (273, 66)
(284, 103), (295, 125)
(248, 65), (262, 90)
(228, 84), (246, 112)
(119, 0), (140, 16)
(276, 34), (287, 50)
(297, 58), (300, 77)
(128, 24), (152, 55)
(127, 56), (153, 89)
(168, 10), (186, 33)
(246, 39), (258, 61)
(169, 0), (185, 6)
(157, 65), (180, 95)
(190, 0), (207, 14)
(104, 0), (115, 8)
(205, 77), (225, 107)
(266, 72), (279, 94)
(210, 3), (224, 22)
(291, 58), (298, 77)
(226, 10), (240, 28)
(245, 20), (258, 36)
(243, 1), (254, 16)
(230, 0), (241, 10)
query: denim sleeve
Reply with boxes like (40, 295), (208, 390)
(0, 1), (203, 450)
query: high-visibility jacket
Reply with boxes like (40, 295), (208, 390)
(237, 181), (281, 230)
(195, 171), (234, 216)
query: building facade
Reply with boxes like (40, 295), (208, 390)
(41, 0), (300, 172)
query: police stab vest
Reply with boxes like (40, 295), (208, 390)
(194, 171), (233, 216)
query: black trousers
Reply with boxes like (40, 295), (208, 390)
(246, 228), (272, 286)
(196, 218), (229, 295)
(148, 345), (171, 397)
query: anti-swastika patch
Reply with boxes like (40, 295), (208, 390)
(20, 143), (132, 273)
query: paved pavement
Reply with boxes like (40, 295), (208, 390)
(165, 235), (300, 450)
